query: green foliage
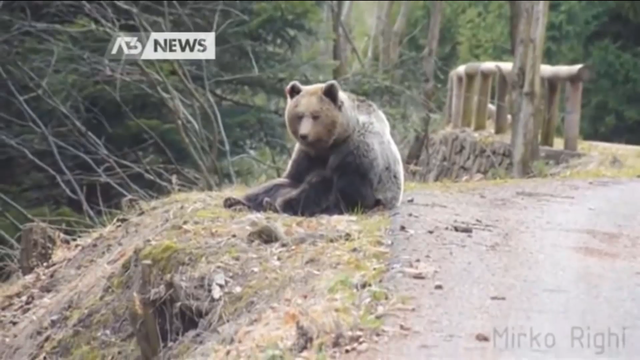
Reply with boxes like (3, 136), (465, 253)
(582, 42), (640, 143)
(399, 0), (640, 145)
(451, 1), (511, 63)
(0, 1), (325, 262)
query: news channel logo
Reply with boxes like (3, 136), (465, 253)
(105, 32), (216, 60)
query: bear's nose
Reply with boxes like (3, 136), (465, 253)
(299, 134), (309, 141)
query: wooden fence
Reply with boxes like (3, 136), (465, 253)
(444, 61), (590, 151)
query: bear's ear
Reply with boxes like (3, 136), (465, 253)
(322, 80), (341, 106)
(285, 81), (303, 100)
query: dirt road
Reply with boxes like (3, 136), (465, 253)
(363, 178), (640, 359)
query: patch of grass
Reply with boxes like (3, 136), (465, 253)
(487, 166), (511, 180)
(531, 160), (551, 177)
(139, 240), (183, 274)
(553, 139), (640, 179)
(69, 345), (100, 360)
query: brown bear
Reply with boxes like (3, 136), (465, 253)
(223, 79), (404, 216)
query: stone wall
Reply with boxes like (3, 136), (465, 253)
(405, 129), (585, 182)
(406, 129), (512, 182)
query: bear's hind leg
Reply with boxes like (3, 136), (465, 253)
(274, 170), (335, 217)
(331, 172), (379, 215)
(273, 171), (378, 217)
(223, 178), (296, 212)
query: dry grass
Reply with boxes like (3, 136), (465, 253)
(551, 137), (640, 179)
(477, 129), (640, 180)
(0, 188), (394, 360)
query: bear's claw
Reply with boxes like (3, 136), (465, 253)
(223, 196), (249, 210)
(262, 198), (280, 213)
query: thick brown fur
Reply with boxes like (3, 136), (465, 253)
(223, 80), (404, 217)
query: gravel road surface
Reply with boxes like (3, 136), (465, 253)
(361, 178), (640, 359)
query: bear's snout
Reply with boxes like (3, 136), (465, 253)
(297, 117), (314, 143)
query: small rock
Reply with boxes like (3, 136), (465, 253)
(406, 197), (415, 203)
(490, 295), (506, 301)
(247, 222), (285, 244)
(475, 333), (490, 342)
(348, 331), (364, 343)
(402, 268), (426, 279)
(214, 272), (226, 287)
(328, 232), (353, 243)
(331, 332), (346, 348)
(354, 280), (371, 290)
(212, 284), (223, 300)
(399, 225), (407, 231)
(609, 155), (623, 169)
(292, 321), (313, 354)
(399, 323), (411, 331)
(233, 286), (242, 294)
(356, 343), (369, 353)
(434, 282), (443, 290)
(452, 225), (473, 233)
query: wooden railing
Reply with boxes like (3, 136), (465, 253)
(444, 61), (590, 151)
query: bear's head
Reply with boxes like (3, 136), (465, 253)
(284, 80), (351, 152)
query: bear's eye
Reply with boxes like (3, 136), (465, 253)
(311, 114), (320, 121)
(296, 114), (304, 123)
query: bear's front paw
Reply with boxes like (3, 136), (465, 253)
(369, 204), (387, 214)
(223, 196), (249, 211)
(275, 197), (300, 216)
(262, 198), (280, 213)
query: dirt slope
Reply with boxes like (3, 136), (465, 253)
(0, 190), (393, 360)
(358, 178), (640, 359)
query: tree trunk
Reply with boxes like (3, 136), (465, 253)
(378, 1), (394, 72)
(510, 1), (534, 177)
(365, 1), (382, 69)
(323, 2), (333, 60)
(405, 1), (444, 166)
(509, 1), (521, 56)
(389, 1), (410, 66)
(529, 0), (550, 160)
(512, 1), (549, 177)
(340, 1), (353, 66)
(332, 1), (347, 79)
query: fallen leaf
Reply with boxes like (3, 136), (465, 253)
(283, 309), (299, 326)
